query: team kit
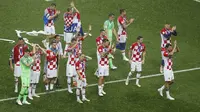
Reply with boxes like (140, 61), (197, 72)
(9, 2), (179, 105)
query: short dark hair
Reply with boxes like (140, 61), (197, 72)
(54, 35), (60, 38)
(67, 7), (72, 12)
(51, 3), (56, 7)
(24, 49), (31, 53)
(120, 9), (125, 14)
(137, 36), (143, 40)
(102, 38), (109, 43)
(165, 43), (172, 48)
(71, 38), (77, 43)
(18, 37), (24, 41)
(108, 13), (115, 17)
(100, 29), (105, 32)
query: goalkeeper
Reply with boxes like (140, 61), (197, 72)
(103, 13), (118, 70)
(16, 45), (36, 105)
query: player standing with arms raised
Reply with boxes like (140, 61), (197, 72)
(104, 13), (118, 69)
(116, 9), (134, 61)
(43, 3), (60, 35)
(125, 36), (146, 87)
(158, 41), (178, 100)
(16, 45), (35, 105)
(97, 39), (115, 96)
(160, 24), (177, 73)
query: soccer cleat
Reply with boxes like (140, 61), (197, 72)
(33, 94), (40, 98)
(157, 88), (163, 97)
(111, 66), (117, 70)
(22, 101), (31, 105)
(136, 84), (141, 88)
(125, 77), (129, 85)
(167, 96), (175, 100)
(123, 57), (129, 61)
(28, 96), (33, 100)
(101, 90), (106, 95)
(98, 93), (104, 97)
(16, 100), (22, 106)
(77, 99), (83, 103)
(68, 89), (73, 94)
(82, 98), (90, 102)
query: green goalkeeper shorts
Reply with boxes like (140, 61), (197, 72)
(21, 77), (30, 87)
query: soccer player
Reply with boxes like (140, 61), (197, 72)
(16, 47), (35, 105)
(45, 40), (58, 91)
(54, 35), (63, 88)
(28, 45), (46, 100)
(97, 39), (115, 96)
(94, 29), (108, 76)
(104, 13), (118, 69)
(157, 41), (178, 100)
(63, 38), (78, 93)
(43, 3), (60, 35)
(160, 24), (177, 73)
(75, 54), (91, 103)
(12, 38), (28, 93)
(125, 36), (146, 87)
(116, 9), (134, 61)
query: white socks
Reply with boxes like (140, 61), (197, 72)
(67, 77), (72, 90)
(160, 85), (165, 90)
(136, 73), (141, 85)
(50, 84), (54, 90)
(76, 89), (80, 100)
(82, 88), (86, 99)
(122, 52), (126, 58)
(98, 85), (102, 93)
(45, 84), (49, 91)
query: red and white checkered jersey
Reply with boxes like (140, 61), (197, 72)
(117, 16), (127, 36)
(66, 45), (79, 66)
(98, 45), (112, 66)
(31, 51), (42, 72)
(75, 60), (87, 79)
(77, 37), (84, 54)
(163, 49), (173, 70)
(64, 12), (74, 27)
(96, 36), (107, 47)
(160, 28), (172, 48)
(130, 42), (146, 62)
(46, 50), (57, 70)
(73, 12), (81, 27)
(44, 7), (56, 26)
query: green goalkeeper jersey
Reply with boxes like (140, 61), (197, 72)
(104, 20), (114, 39)
(20, 56), (34, 78)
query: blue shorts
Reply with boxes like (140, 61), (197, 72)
(116, 43), (126, 50)
(161, 60), (164, 66)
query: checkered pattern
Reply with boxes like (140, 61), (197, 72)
(31, 51), (42, 72)
(66, 45), (79, 66)
(98, 45), (111, 66)
(78, 37), (84, 54)
(45, 8), (56, 26)
(163, 50), (173, 70)
(117, 16), (127, 36)
(96, 36), (107, 46)
(16, 47), (24, 66)
(130, 43), (146, 62)
(64, 12), (73, 27)
(75, 60), (86, 79)
(160, 28), (172, 48)
(46, 50), (57, 70)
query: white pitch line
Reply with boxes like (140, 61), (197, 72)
(0, 67), (200, 102)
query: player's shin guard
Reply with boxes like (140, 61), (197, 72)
(14, 77), (19, 92)
(28, 84), (33, 97)
(136, 73), (141, 85)
(50, 83), (54, 90)
(23, 88), (28, 102)
(67, 77), (72, 90)
(82, 87), (86, 99)
(76, 88), (81, 100)
(32, 84), (36, 95)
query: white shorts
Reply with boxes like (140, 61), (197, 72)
(47, 68), (57, 78)
(77, 78), (87, 89)
(98, 66), (109, 77)
(66, 64), (77, 77)
(164, 69), (174, 81)
(64, 32), (73, 43)
(30, 71), (40, 83)
(14, 64), (21, 77)
(118, 34), (127, 43)
(96, 51), (100, 67)
(131, 61), (142, 72)
(44, 25), (55, 35)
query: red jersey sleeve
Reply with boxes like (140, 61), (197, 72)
(75, 61), (80, 71)
(163, 51), (169, 57)
(118, 16), (125, 25)
(130, 43), (135, 50)
(142, 44), (146, 52)
(46, 50), (56, 61)
(98, 46), (103, 54)
(79, 37), (84, 41)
